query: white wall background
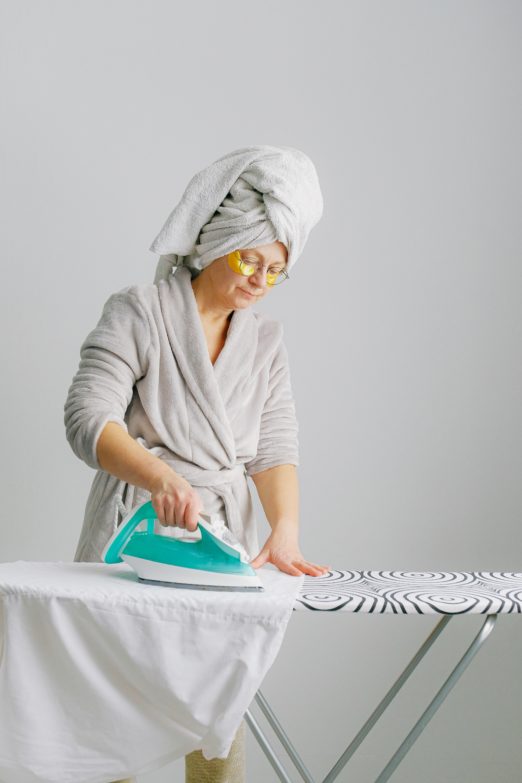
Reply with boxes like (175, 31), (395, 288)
(1, 1), (521, 781)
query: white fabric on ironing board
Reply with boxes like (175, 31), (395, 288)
(63, 263), (300, 564)
(0, 560), (303, 783)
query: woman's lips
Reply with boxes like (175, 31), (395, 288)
(240, 289), (256, 298)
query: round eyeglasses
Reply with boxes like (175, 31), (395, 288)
(227, 250), (289, 287)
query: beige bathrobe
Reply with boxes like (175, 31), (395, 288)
(64, 265), (299, 563)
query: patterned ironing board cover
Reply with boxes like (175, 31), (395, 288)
(294, 570), (522, 614)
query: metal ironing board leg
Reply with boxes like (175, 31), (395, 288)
(372, 614), (497, 783)
(245, 613), (498, 783)
(245, 613), (453, 782)
(243, 709), (295, 783)
(254, 690), (315, 783)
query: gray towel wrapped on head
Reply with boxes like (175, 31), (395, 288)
(149, 145), (324, 282)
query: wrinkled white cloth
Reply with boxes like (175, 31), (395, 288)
(149, 145), (324, 282)
(0, 560), (303, 783)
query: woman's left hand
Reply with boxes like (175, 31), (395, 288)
(249, 530), (331, 577)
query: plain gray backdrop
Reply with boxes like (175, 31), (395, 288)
(1, 1), (521, 781)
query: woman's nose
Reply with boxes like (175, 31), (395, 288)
(250, 267), (269, 287)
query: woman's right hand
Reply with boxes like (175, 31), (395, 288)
(149, 469), (203, 532)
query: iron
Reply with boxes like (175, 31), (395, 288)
(102, 499), (264, 592)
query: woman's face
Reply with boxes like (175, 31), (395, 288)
(204, 241), (288, 310)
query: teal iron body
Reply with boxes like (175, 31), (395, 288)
(102, 500), (264, 592)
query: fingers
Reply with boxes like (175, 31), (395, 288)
(152, 485), (202, 530)
(166, 495), (182, 527)
(293, 560), (331, 576)
(269, 559), (330, 577)
(250, 550), (269, 570)
(183, 496), (204, 531)
(277, 562), (303, 576)
(174, 499), (202, 531)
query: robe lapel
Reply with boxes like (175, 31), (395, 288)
(213, 295), (258, 411)
(157, 266), (258, 464)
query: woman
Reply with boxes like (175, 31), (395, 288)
(64, 145), (329, 783)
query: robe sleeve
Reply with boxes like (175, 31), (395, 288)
(244, 338), (299, 477)
(63, 288), (151, 471)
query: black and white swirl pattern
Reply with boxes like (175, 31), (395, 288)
(294, 570), (522, 614)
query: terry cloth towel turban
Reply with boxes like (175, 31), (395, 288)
(149, 145), (324, 283)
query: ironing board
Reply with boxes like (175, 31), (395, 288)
(245, 569), (522, 783)
(0, 565), (519, 782)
